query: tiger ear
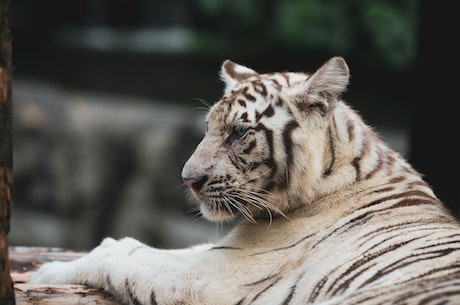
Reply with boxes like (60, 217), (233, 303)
(306, 56), (350, 97)
(220, 60), (258, 95)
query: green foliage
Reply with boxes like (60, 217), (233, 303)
(361, 1), (417, 70)
(274, 1), (352, 53)
(194, 0), (417, 70)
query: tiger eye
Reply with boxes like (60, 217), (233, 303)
(235, 126), (248, 137)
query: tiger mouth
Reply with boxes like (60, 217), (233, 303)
(199, 192), (276, 223)
(199, 199), (240, 222)
(191, 180), (276, 222)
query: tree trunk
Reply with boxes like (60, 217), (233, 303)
(0, 0), (15, 304)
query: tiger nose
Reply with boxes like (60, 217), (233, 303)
(183, 175), (208, 191)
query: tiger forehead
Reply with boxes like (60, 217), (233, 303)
(223, 74), (291, 105)
(207, 99), (247, 127)
(206, 71), (308, 126)
(230, 73), (298, 97)
(241, 72), (309, 96)
(207, 98), (278, 131)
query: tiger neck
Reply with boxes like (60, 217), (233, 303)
(284, 103), (424, 215)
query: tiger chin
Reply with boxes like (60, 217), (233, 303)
(30, 57), (460, 305)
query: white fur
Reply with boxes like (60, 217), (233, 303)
(30, 57), (460, 305)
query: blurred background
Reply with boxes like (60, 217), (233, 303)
(7, 0), (459, 250)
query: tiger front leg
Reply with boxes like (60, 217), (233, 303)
(29, 237), (215, 305)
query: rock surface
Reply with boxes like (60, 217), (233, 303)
(11, 79), (227, 250)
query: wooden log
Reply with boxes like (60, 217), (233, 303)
(9, 246), (123, 305)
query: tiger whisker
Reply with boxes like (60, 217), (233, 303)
(243, 166), (274, 182)
(229, 188), (286, 224)
(241, 188), (289, 221)
(222, 193), (258, 223)
(192, 98), (212, 111)
(221, 196), (235, 215)
(233, 193), (273, 223)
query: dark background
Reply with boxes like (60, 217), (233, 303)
(6, 0), (460, 248)
(11, 0), (417, 113)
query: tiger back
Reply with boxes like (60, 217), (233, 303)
(30, 57), (460, 305)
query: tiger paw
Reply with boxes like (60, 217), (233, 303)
(29, 260), (79, 284)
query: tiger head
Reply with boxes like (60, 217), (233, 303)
(182, 57), (350, 222)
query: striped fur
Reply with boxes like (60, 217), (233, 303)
(30, 57), (460, 305)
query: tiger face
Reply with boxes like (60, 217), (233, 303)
(182, 57), (350, 222)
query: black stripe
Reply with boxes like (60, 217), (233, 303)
(281, 73), (291, 86)
(392, 198), (439, 208)
(309, 274), (330, 303)
(418, 284), (460, 305)
(150, 290), (158, 305)
(241, 86), (256, 102)
(359, 248), (460, 289)
(255, 110), (261, 122)
(128, 245), (144, 256)
(364, 145), (384, 180)
(250, 233), (316, 256)
(281, 283), (296, 305)
(330, 262), (379, 297)
(105, 274), (117, 294)
(385, 153), (397, 176)
(229, 153), (248, 171)
(309, 192), (437, 250)
(270, 79), (282, 91)
(357, 190), (439, 211)
(341, 197), (440, 238)
(390, 175), (406, 183)
(295, 100), (327, 115)
(352, 156), (362, 181)
(126, 279), (142, 305)
(416, 234), (460, 250)
(352, 135), (371, 180)
(243, 140), (257, 154)
(357, 221), (430, 247)
(396, 272), (460, 304)
(328, 235), (429, 296)
(210, 246), (241, 251)
(278, 119), (299, 189)
(256, 104), (275, 121)
(417, 264), (460, 279)
(229, 111), (238, 126)
(252, 80), (267, 96)
(249, 277), (281, 303)
(418, 289), (460, 305)
(234, 298), (245, 305)
(243, 273), (278, 286)
(264, 105), (275, 119)
(276, 96), (284, 107)
(348, 274), (460, 304)
(253, 123), (277, 185)
(369, 186), (396, 194)
(322, 127), (335, 177)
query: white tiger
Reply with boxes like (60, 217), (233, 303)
(30, 57), (460, 305)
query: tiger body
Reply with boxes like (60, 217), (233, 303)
(30, 57), (460, 304)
